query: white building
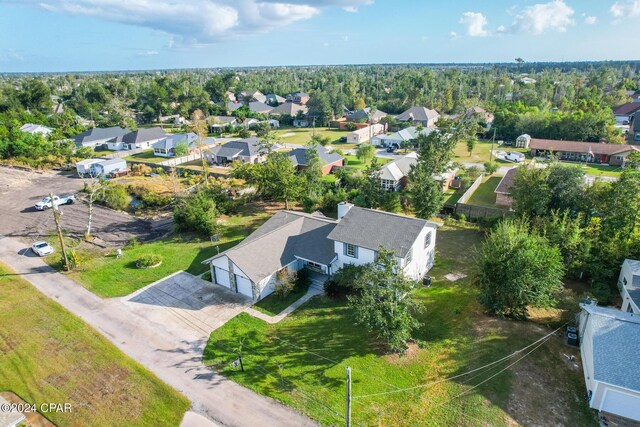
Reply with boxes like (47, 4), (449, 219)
(204, 203), (438, 301)
(75, 158), (104, 176)
(618, 259), (640, 314)
(578, 303), (640, 423)
(19, 123), (53, 136)
(346, 123), (385, 144)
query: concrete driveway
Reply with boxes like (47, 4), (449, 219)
(124, 271), (251, 337)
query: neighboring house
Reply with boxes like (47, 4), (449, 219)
(241, 118), (261, 128)
(159, 114), (187, 125)
(529, 138), (640, 165)
(89, 158), (127, 176)
(73, 126), (131, 149)
(395, 106), (440, 127)
(372, 126), (434, 147)
(208, 116), (238, 133)
(494, 167), (518, 208)
(613, 103), (640, 126)
(293, 119), (309, 127)
(153, 133), (198, 157)
(268, 119), (280, 128)
(0, 395), (25, 427)
(19, 123), (53, 136)
(248, 101), (273, 114)
(120, 127), (166, 150)
(627, 111), (640, 144)
(346, 123), (385, 144)
(287, 145), (344, 175)
(225, 91), (236, 102)
(520, 77), (537, 85)
(75, 158), (103, 176)
(379, 153), (417, 191)
(515, 133), (531, 148)
(266, 93), (286, 105)
(346, 108), (388, 123)
(286, 91), (310, 104)
(618, 259), (640, 314)
(578, 303), (640, 423)
(205, 136), (263, 165)
(239, 90), (266, 103)
(268, 102), (308, 117)
(227, 101), (244, 112)
(463, 107), (494, 130)
(204, 204), (438, 300)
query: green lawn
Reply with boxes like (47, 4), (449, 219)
(343, 154), (391, 171)
(568, 162), (622, 178)
(204, 227), (595, 426)
(47, 205), (272, 297)
(124, 150), (166, 164)
(444, 188), (464, 205)
(454, 140), (528, 164)
(276, 127), (357, 150)
(252, 284), (309, 317)
(466, 175), (503, 208)
(0, 262), (189, 426)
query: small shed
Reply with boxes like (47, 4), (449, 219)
(76, 158), (104, 176)
(91, 158), (127, 176)
(515, 134), (531, 148)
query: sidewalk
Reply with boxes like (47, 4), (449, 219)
(245, 287), (323, 324)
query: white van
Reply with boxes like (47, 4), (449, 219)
(504, 152), (525, 163)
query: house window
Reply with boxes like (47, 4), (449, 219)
(424, 231), (432, 248)
(405, 248), (413, 265)
(344, 243), (358, 258)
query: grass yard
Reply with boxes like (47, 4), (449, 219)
(466, 175), (503, 208)
(252, 283), (309, 317)
(204, 226), (596, 426)
(454, 140), (528, 164)
(444, 188), (464, 205)
(568, 162), (622, 178)
(343, 154), (391, 170)
(276, 127), (356, 150)
(47, 202), (274, 297)
(0, 262), (189, 426)
(124, 150), (166, 164)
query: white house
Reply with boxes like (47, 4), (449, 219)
(152, 133), (198, 157)
(346, 123), (385, 144)
(379, 153), (417, 191)
(19, 123), (53, 136)
(203, 203), (438, 301)
(107, 127), (166, 151)
(578, 303), (640, 423)
(618, 259), (640, 314)
(395, 106), (440, 127)
(75, 158), (104, 176)
(89, 158), (127, 176)
(372, 126), (434, 147)
(205, 136), (264, 165)
(73, 126), (130, 149)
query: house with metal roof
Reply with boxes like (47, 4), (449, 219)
(203, 203), (438, 301)
(618, 259), (640, 314)
(287, 145), (344, 175)
(395, 106), (440, 127)
(379, 153), (417, 191)
(578, 303), (640, 422)
(208, 116), (238, 133)
(205, 136), (264, 165)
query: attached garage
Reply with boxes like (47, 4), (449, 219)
(600, 388), (640, 421)
(235, 275), (253, 299)
(214, 267), (231, 289)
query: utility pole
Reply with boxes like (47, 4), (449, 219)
(489, 128), (497, 162)
(345, 366), (352, 427)
(50, 192), (70, 271)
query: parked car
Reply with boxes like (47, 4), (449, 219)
(422, 275), (432, 287)
(34, 194), (75, 210)
(339, 136), (347, 142)
(31, 241), (54, 256)
(504, 152), (525, 163)
(386, 146), (397, 153)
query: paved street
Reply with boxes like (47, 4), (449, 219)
(0, 237), (316, 427)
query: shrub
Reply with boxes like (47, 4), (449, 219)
(483, 161), (499, 175)
(173, 190), (221, 236)
(345, 123), (358, 131)
(101, 184), (131, 210)
(127, 236), (139, 248)
(296, 268), (311, 291)
(136, 254), (163, 268)
(324, 264), (367, 298)
(131, 163), (152, 176)
(274, 269), (297, 298)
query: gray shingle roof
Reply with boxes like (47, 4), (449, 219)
(73, 126), (130, 144)
(395, 106), (440, 123)
(269, 102), (308, 116)
(215, 137), (261, 157)
(581, 304), (640, 392)
(122, 127), (166, 144)
(326, 206), (432, 257)
(347, 108), (387, 121)
(153, 133), (198, 150)
(210, 211), (338, 284)
(288, 146), (343, 167)
(495, 167), (518, 195)
(379, 154), (417, 181)
(249, 101), (273, 113)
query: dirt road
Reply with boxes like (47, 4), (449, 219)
(0, 166), (169, 244)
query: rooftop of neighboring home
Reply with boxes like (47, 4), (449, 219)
(227, 101), (244, 112)
(327, 205), (436, 258)
(19, 123), (53, 134)
(209, 136), (261, 158)
(464, 106), (495, 123)
(122, 127), (166, 144)
(209, 115), (237, 124)
(382, 126), (435, 142)
(613, 102), (640, 116)
(580, 303), (640, 391)
(248, 101), (273, 113)
(495, 167), (518, 195)
(153, 132), (198, 150)
(268, 102), (308, 116)
(529, 138), (640, 155)
(240, 90), (266, 103)
(73, 126), (130, 144)
(209, 211), (338, 284)
(266, 93), (286, 104)
(622, 259), (640, 308)
(287, 145), (344, 167)
(395, 106), (440, 123)
(379, 152), (417, 181)
(347, 107), (387, 121)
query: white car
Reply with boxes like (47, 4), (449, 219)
(31, 241), (55, 257)
(34, 194), (75, 211)
(504, 152), (525, 163)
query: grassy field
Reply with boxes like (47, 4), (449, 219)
(566, 162), (622, 178)
(454, 140), (528, 164)
(276, 127), (356, 150)
(204, 227), (596, 427)
(47, 203), (274, 297)
(343, 154), (391, 171)
(466, 175), (503, 208)
(0, 262), (189, 426)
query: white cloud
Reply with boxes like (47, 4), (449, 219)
(459, 11), (488, 37)
(137, 50), (159, 56)
(449, 31), (459, 40)
(509, 0), (575, 34)
(584, 15), (597, 24)
(610, 0), (640, 18)
(12, 0), (369, 44)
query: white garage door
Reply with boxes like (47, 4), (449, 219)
(214, 267), (231, 289)
(235, 275), (253, 298)
(601, 388), (640, 421)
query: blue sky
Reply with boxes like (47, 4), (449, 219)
(0, 0), (638, 72)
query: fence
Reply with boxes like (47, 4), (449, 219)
(457, 174), (484, 204)
(159, 152), (202, 167)
(453, 203), (514, 220)
(100, 147), (149, 159)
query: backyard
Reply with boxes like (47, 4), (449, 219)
(204, 226), (595, 426)
(466, 175), (503, 208)
(276, 126), (356, 150)
(46, 202), (275, 297)
(453, 140), (528, 164)
(124, 150), (166, 164)
(0, 261), (189, 426)
(343, 154), (391, 171)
